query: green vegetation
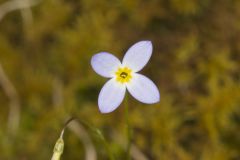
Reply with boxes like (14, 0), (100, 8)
(0, 0), (239, 159)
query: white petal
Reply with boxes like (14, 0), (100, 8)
(91, 52), (121, 78)
(126, 73), (160, 104)
(122, 41), (153, 72)
(98, 79), (126, 113)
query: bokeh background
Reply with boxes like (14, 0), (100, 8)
(0, 0), (240, 159)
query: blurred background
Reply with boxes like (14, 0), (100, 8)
(0, 0), (240, 159)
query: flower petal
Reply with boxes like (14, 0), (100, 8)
(122, 41), (153, 72)
(98, 79), (126, 113)
(126, 73), (160, 104)
(91, 52), (121, 78)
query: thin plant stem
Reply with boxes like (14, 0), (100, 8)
(124, 93), (131, 160)
(94, 129), (115, 160)
(78, 119), (115, 160)
(51, 117), (75, 160)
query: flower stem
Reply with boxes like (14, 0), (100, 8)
(124, 93), (131, 160)
(51, 117), (75, 160)
(94, 128), (115, 160)
(80, 120), (115, 160)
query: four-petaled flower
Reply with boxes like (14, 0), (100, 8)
(91, 41), (160, 113)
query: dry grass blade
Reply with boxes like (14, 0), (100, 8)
(0, 0), (40, 22)
(0, 63), (20, 135)
(67, 120), (97, 160)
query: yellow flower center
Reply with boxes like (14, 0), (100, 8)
(115, 67), (132, 84)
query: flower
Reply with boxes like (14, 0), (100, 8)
(91, 41), (160, 113)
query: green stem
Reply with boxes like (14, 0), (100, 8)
(124, 93), (131, 160)
(95, 129), (115, 160)
(80, 120), (115, 160)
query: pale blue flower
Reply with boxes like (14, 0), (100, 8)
(91, 41), (160, 113)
